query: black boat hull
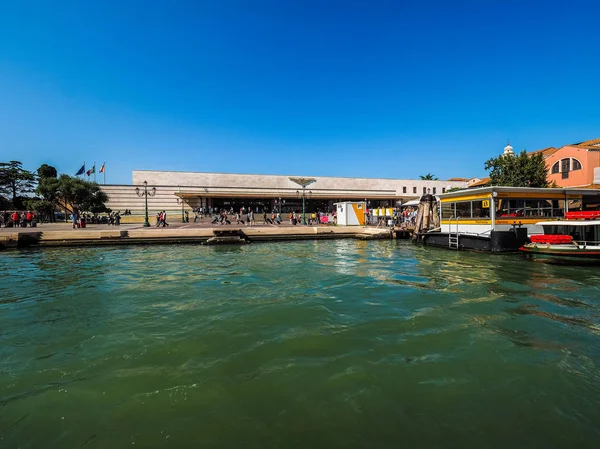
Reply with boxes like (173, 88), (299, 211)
(419, 229), (528, 253)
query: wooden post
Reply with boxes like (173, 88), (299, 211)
(412, 194), (438, 240)
(432, 200), (440, 228)
(423, 201), (431, 229)
(412, 201), (425, 240)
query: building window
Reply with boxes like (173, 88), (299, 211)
(441, 202), (455, 219)
(572, 158), (582, 170)
(423, 187), (427, 194)
(413, 187), (417, 194)
(455, 201), (472, 218)
(551, 162), (559, 174)
(403, 186), (407, 193)
(442, 187), (446, 193)
(561, 158), (570, 179)
(433, 187), (437, 194)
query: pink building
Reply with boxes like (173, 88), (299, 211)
(530, 138), (600, 187)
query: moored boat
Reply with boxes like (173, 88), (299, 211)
(417, 186), (600, 253)
(520, 219), (600, 264)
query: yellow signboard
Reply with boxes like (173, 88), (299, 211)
(482, 200), (490, 208)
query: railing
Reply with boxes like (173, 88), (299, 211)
(449, 216), (460, 249)
(573, 240), (600, 248)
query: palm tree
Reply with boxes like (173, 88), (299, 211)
(419, 173), (438, 180)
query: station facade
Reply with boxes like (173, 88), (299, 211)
(101, 170), (468, 215)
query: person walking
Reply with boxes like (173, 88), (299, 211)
(11, 211), (19, 227)
(71, 211), (79, 229)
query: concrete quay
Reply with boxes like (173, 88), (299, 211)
(0, 223), (393, 250)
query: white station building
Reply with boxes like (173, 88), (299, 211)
(100, 170), (468, 215)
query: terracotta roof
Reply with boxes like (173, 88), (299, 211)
(468, 177), (490, 187)
(526, 139), (600, 157)
(572, 138), (600, 150)
(528, 147), (559, 158)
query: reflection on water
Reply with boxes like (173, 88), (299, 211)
(1, 241), (600, 448)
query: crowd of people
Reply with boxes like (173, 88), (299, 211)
(0, 205), (420, 230)
(157, 205), (420, 228)
(401, 207), (418, 226)
(364, 206), (418, 227)
(0, 211), (36, 228)
(156, 211), (169, 227)
(202, 207), (335, 226)
(70, 211), (123, 228)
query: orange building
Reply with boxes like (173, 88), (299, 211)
(531, 138), (600, 187)
(470, 139), (600, 189)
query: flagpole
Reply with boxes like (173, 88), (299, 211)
(93, 162), (96, 183)
(104, 162), (106, 185)
(82, 161), (85, 179)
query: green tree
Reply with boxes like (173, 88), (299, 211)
(419, 173), (438, 180)
(33, 174), (109, 221)
(37, 164), (58, 179)
(0, 195), (10, 210)
(0, 161), (36, 208)
(28, 164), (60, 221)
(484, 150), (548, 187)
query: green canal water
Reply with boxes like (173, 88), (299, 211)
(1, 240), (600, 448)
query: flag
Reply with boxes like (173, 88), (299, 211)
(75, 163), (86, 176)
(86, 165), (95, 176)
(99, 163), (105, 173)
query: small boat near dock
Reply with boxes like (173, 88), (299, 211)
(520, 214), (600, 264)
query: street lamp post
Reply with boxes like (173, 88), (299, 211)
(177, 198), (185, 223)
(296, 188), (312, 225)
(135, 181), (156, 227)
(176, 187), (186, 223)
(289, 177), (316, 225)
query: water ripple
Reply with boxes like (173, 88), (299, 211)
(1, 241), (600, 448)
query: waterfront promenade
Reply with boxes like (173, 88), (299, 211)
(0, 221), (392, 249)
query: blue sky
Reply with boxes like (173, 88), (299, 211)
(1, 0), (599, 184)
